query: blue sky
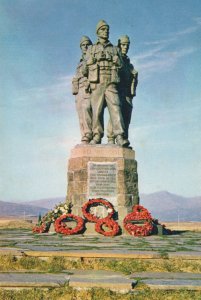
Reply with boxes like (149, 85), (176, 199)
(1, 0), (201, 202)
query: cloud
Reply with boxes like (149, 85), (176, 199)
(11, 74), (75, 114)
(145, 17), (201, 46)
(194, 17), (201, 25)
(27, 74), (72, 98)
(134, 45), (165, 60)
(134, 18), (200, 79)
(34, 75), (72, 94)
(144, 37), (176, 46)
(134, 95), (201, 137)
(174, 26), (198, 36)
(133, 46), (197, 80)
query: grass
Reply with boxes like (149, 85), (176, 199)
(0, 255), (66, 273)
(164, 222), (201, 232)
(0, 286), (201, 300)
(185, 239), (199, 246)
(0, 220), (33, 230)
(1, 255), (201, 274)
(0, 241), (17, 248)
(158, 250), (169, 259)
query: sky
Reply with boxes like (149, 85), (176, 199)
(0, 0), (201, 202)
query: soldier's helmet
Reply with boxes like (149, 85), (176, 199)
(118, 35), (130, 47)
(80, 36), (92, 47)
(96, 20), (109, 34)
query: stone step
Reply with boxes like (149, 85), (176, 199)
(130, 272), (201, 280)
(0, 271), (136, 292)
(141, 279), (201, 290)
(66, 269), (136, 290)
(0, 273), (69, 288)
(1, 247), (201, 261)
(1, 270), (201, 291)
(130, 272), (201, 291)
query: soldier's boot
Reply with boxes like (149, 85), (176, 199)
(107, 137), (115, 144)
(116, 135), (130, 147)
(81, 138), (89, 144)
(90, 134), (101, 145)
(81, 133), (92, 144)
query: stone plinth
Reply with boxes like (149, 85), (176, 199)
(67, 144), (139, 222)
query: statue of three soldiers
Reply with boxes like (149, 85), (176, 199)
(72, 20), (138, 148)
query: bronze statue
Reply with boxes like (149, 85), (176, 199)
(84, 20), (130, 147)
(72, 36), (93, 144)
(107, 35), (138, 143)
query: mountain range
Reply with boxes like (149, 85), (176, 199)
(0, 200), (48, 218)
(140, 191), (201, 221)
(0, 191), (200, 221)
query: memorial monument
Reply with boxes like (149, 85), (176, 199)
(33, 20), (170, 237)
(67, 20), (139, 228)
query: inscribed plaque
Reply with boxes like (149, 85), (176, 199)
(88, 162), (117, 206)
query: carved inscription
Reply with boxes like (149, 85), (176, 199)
(88, 162), (117, 205)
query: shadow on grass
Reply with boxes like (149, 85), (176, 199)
(170, 230), (188, 235)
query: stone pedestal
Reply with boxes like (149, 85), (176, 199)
(67, 144), (139, 223)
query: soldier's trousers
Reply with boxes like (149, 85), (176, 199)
(90, 83), (125, 138)
(75, 87), (92, 140)
(107, 97), (133, 140)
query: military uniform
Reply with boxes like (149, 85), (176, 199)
(72, 37), (92, 143)
(121, 55), (138, 139)
(107, 40), (138, 141)
(85, 40), (126, 143)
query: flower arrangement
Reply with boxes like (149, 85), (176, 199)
(95, 218), (120, 236)
(54, 214), (85, 235)
(32, 202), (72, 234)
(123, 205), (154, 236)
(32, 222), (50, 233)
(82, 198), (115, 222)
(44, 202), (73, 223)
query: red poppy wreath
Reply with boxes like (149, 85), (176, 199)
(54, 214), (84, 235)
(82, 198), (115, 222)
(123, 205), (153, 236)
(95, 218), (120, 236)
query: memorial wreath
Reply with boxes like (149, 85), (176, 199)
(54, 213), (85, 235)
(82, 198), (115, 222)
(95, 218), (120, 236)
(123, 205), (154, 236)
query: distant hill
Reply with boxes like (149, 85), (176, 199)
(140, 191), (201, 221)
(23, 197), (65, 210)
(2, 191), (201, 221)
(0, 200), (48, 217)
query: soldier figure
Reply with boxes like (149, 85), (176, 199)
(72, 36), (93, 144)
(85, 20), (130, 147)
(107, 35), (138, 143)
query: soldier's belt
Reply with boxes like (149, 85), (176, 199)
(99, 73), (112, 78)
(99, 67), (112, 71)
(99, 69), (120, 84)
(99, 71), (112, 75)
(79, 83), (86, 89)
(79, 77), (87, 84)
(78, 78), (88, 89)
(99, 74), (112, 83)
